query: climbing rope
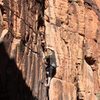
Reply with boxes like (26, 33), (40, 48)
(24, 43), (39, 55)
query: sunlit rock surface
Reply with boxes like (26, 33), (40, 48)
(0, 0), (100, 100)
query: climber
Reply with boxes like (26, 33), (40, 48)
(44, 47), (57, 87)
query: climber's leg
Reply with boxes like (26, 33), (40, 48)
(45, 77), (51, 87)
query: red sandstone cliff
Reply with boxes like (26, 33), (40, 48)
(0, 0), (100, 100)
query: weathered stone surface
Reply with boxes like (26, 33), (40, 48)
(49, 78), (76, 100)
(0, 0), (100, 100)
(44, 0), (100, 100)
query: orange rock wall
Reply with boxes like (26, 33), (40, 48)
(44, 0), (100, 100)
(0, 0), (100, 100)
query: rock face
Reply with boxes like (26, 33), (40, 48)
(0, 0), (100, 100)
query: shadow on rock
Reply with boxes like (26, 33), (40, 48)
(0, 42), (38, 100)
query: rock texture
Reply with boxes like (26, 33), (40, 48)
(0, 0), (100, 100)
